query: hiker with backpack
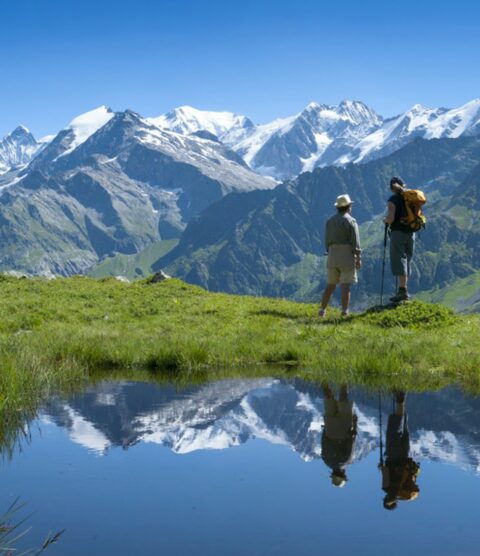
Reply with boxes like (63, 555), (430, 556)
(378, 391), (420, 510)
(318, 194), (361, 317)
(384, 177), (426, 303)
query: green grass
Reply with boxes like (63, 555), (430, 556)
(418, 269), (480, 312)
(88, 239), (178, 280)
(1, 275), (480, 448)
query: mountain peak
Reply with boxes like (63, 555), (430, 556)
(303, 102), (322, 111)
(3, 125), (35, 143)
(0, 125), (41, 173)
(11, 124), (31, 136)
(408, 103), (431, 115)
(67, 105), (113, 130)
(63, 105), (115, 154)
(336, 99), (382, 123)
(150, 105), (254, 139)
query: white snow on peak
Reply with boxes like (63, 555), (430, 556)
(349, 99), (480, 163)
(0, 124), (43, 174)
(62, 105), (114, 155)
(425, 98), (480, 139)
(38, 134), (55, 144)
(61, 404), (111, 455)
(231, 100), (382, 178)
(13, 124), (30, 134)
(149, 105), (252, 139)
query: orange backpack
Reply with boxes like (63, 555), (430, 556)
(400, 189), (427, 231)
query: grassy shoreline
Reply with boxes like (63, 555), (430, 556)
(1, 275), (480, 444)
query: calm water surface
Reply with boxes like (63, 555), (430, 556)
(2, 377), (480, 555)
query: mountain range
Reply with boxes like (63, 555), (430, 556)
(156, 135), (480, 304)
(0, 107), (272, 275)
(140, 99), (480, 180)
(3, 98), (480, 181)
(42, 378), (480, 474)
(0, 98), (479, 304)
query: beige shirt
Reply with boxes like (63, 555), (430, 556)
(327, 244), (355, 269)
(325, 212), (361, 254)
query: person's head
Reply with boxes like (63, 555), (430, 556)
(331, 468), (347, 488)
(390, 176), (405, 193)
(334, 194), (353, 214)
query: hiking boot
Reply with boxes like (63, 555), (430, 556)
(318, 308), (326, 318)
(389, 289), (410, 303)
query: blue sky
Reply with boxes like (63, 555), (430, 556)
(1, 0), (479, 137)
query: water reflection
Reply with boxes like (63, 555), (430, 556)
(380, 391), (420, 510)
(38, 378), (480, 475)
(321, 383), (357, 488)
(3, 377), (480, 556)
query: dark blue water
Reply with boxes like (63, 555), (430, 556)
(2, 378), (480, 555)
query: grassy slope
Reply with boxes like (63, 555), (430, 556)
(2, 274), (480, 450)
(418, 269), (480, 312)
(88, 239), (178, 280)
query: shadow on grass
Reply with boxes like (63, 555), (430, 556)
(252, 309), (309, 320)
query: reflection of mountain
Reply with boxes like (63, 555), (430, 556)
(43, 379), (480, 473)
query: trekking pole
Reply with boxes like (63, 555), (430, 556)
(378, 391), (384, 467)
(380, 223), (388, 306)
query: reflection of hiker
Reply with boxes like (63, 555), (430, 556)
(379, 391), (420, 510)
(319, 194), (361, 318)
(384, 177), (414, 303)
(321, 384), (358, 487)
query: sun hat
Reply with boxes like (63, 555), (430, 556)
(331, 471), (347, 488)
(334, 194), (353, 208)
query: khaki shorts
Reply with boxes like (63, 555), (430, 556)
(327, 266), (357, 285)
(324, 399), (355, 440)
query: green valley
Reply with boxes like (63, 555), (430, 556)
(88, 239), (178, 280)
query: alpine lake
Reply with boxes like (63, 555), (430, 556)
(2, 372), (480, 556)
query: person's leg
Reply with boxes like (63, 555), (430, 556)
(390, 231), (410, 301)
(319, 267), (339, 316)
(394, 391), (406, 416)
(320, 284), (336, 310)
(339, 384), (348, 402)
(340, 284), (350, 315)
(403, 233), (415, 292)
(322, 384), (334, 399)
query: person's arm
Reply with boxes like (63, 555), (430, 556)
(384, 201), (396, 225)
(324, 220), (330, 254)
(351, 220), (362, 268)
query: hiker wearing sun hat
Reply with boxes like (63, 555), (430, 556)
(321, 384), (358, 488)
(318, 194), (361, 317)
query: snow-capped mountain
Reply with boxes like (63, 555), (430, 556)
(42, 379), (480, 474)
(149, 105), (254, 141)
(152, 100), (383, 180)
(0, 125), (50, 173)
(0, 106), (273, 276)
(3, 97), (480, 275)
(152, 98), (480, 180)
(346, 99), (480, 163)
(5, 97), (480, 181)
